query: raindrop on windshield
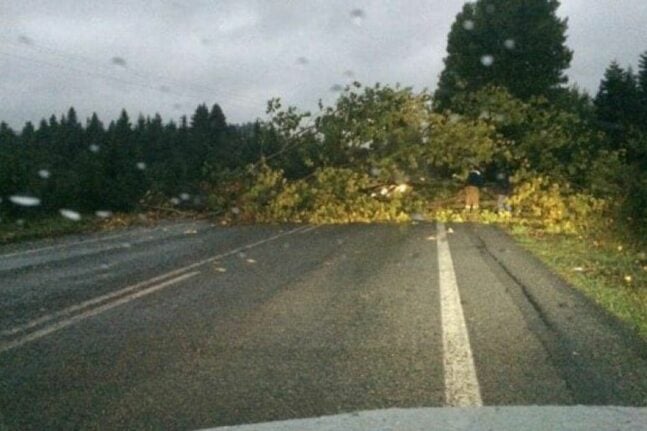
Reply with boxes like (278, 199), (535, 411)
(370, 167), (381, 177)
(343, 70), (355, 78)
(170, 197), (181, 205)
(136, 162), (147, 170)
(296, 57), (309, 66)
(111, 57), (127, 67)
(350, 9), (365, 26)
(504, 39), (516, 50)
(60, 209), (81, 221)
(179, 192), (190, 201)
(9, 195), (41, 207)
(463, 20), (475, 31)
(38, 169), (51, 179)
(89, 144), (100, 153)
(17, 35), (34, 45)
(480, 55), (494, 67)
(486, 4), (496, 14)
(95, 210), (113, 218)
(330, 84), (344, 92)
(173, 103), (183, 110)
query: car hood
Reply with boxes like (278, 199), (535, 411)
(200, 406), (646, 431)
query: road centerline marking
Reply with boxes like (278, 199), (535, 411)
(0, 271), (200, 354)
(436, 222), (483, 407)
(0, 225), (314, 351)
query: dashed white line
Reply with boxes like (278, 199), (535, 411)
(436, 222), (483, 407)
(0, 271), (200, 353)
(0, 225), (313, 352)
(299, 226), (318, 234)
(0, 269), (191, 337)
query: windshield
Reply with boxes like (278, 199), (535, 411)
(1, 1), (646, 430)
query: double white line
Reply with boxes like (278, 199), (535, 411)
(0, 225), (312, 354)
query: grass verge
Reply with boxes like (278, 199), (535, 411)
(0, 210), (206, 246)
(0, 216), (100, 245)
(508, 225), (647, 338)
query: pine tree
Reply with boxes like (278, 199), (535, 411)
(187, 104), (212, 184)
(0, 123), (19, 216)
(435, 0), (572, 110)
(638, 51), (647, 128)
(209, 104), (227, 132)
(102, 109), (143, 211)
(594, 61), (641, 150)
(78, 113), (106, 211)
(206, 103), (238, 171)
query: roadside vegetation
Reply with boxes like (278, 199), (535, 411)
(512, 225), (647, 337)
(0, 1), (644, 331)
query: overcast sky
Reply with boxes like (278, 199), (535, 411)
(1, 0), (646, 129)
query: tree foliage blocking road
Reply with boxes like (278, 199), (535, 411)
(205, 82), (615, 237)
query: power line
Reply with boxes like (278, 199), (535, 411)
(0, 33), (337, 121)
(0, 34), (312, 109)
(0, 39), (265, 109)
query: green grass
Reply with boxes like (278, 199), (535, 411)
(508, 225), (647, 338)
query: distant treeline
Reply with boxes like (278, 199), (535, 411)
(0, 104), (284, 218)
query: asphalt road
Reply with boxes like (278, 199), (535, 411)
(0, 221), (645, 430)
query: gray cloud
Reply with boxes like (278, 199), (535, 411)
(1, 0), (646, 129)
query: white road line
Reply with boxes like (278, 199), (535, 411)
(0, 225), (174, 259)
(436, 222), (483, 407)
(0, 231), (129, 258)
(0, 269), (187, 337)
(299, 226), (318, 234)
(0, 271), (200, 354)
(0, 225), (312, 342)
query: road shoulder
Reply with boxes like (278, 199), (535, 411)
(469, 223), (647, 405)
